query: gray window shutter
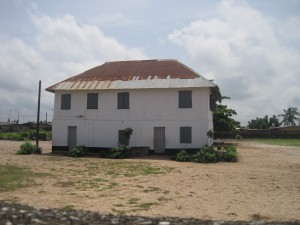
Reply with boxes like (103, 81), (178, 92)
(179, 91), (192, 108)
(180, 127), (192, 143)
(118, 92), (129, 109)
(118, 130), (129, 145)
(61, 94), (71, 110)
(123, 92), (129, 109)
(87, 93), (98, 109)
(118, 93), (123, 109)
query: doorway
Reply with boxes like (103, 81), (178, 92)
(68, 126), (77, 151)
(154, 127), (165, 153)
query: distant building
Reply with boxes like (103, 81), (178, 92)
(46, 59), (220, 153)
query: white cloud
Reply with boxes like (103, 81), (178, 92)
(0, 12), (147, 123)
(31, 14), (147, 64)
(168, 0), (300, 125)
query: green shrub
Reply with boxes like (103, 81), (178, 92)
(224, 144), (236, 152)
(223, 150), (237, 162)
(67, 146), (85, 157)
(175, 150), (191, 162)
(193, 145), (219, 163)
(175, 144), (238, 164)
(33, 147), (42, 154)
(109, 145), (130, 159)
(17, 141), (37, 155)
(20, 132), (29, 138)
(223, 145), (238, 162)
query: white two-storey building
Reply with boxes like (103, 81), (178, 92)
(46, 59), (220, 154)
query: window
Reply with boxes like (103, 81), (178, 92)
(61, 94), (71, 110)
(87, 93), (98, 109)
(180, 127), (192, 143)
(179, 91), (192, 108)
(118, 92), (129, 109)
(118, 130), (129, 146)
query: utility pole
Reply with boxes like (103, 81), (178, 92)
(14, 109), (19, 124)
(36, 80), (41, 149)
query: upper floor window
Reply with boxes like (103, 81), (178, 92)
(180, 127), (192, 143)
(118, 92), (129, 109)
(87, 93), (98, 109)
(61, 94), (71, 110)
(179, 90), (192, 108)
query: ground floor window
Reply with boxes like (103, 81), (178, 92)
(180, 127), (192, 143)
(118, 130), (129, 146)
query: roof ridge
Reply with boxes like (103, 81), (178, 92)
(104, 59), (176, 63)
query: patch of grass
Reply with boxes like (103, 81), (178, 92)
(62, 205), (74, 211)
(143, 186), (161, 193)
(0, 130), (51, 141)
(93, 178), (109, 182)
(0, 165), (48, 192)
(143, 167), (162, 175)
(103, 161), (172, 177)
(251, 213), (270, 220)
(54, 181), (75, 187)
(114, 203), (125, 207)
(128, 198), (140, 204)
(157, 196), (171, 202)
(112, 208), (127, 215)
(107, 182), (118, 189)
(254, 139), (300, 147)
(133, 202), (158, 211)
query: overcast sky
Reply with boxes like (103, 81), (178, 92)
(0, 0), (299, 125)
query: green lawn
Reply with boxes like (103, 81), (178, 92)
(0, 165), (48, 192)
(251, 139), (300, 147)
(0, 130), (51, 141)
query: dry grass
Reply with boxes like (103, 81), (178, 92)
(0, 140), (299, 221)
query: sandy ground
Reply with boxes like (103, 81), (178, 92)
(0, 140), (299, 222)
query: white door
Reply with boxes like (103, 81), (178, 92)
(68, 126), (77, 151)
(154, 127), (165, 153)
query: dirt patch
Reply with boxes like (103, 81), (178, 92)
(0, 140), (299, 221)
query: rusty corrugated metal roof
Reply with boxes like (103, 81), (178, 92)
(46, 59), (214, 92)
(49, 77), (216, 91)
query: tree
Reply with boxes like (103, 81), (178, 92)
(213, 96), (240, 135)
(247, 115), (279, 129)
(269, 115), (280, 127)
(278, 107), (300, 126)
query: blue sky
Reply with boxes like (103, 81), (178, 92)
(0, 0), (299, 125)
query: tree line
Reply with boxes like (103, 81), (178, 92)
(247, 106), (300, 129)
(213, 96), (300, 133)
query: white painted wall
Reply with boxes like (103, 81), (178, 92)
(52, 88), (213, 150)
